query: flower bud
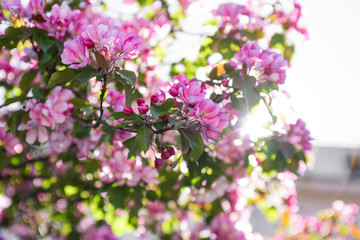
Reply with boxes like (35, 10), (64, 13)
(161, 151), (171, 160)
(167, 146), (175, 155)
(138, 103), (149, 114)
(160, 115), (169, 123)
(158, 146), (165, 152)
(169, 87), (178, 97)
(222, 79), (229, 87)
(154, 158), (164, 169)
(150, 94), (159, 103)
(123, 106), (133, 115)
(136, 98), (145, 105)
(223, 93), (229, 100)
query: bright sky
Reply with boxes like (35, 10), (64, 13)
(285, 0), (360, 148)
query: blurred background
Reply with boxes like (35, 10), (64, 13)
(251, 0), (360, 235)
(104, 0), (360, 235)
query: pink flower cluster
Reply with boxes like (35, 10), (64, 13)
(234, 41), (288, 84)
(82, 224), (117, 240)
(212, 3), (263, 35)
(18, 86), (73, 145)
(0, 126), (23, 155)
(273, 201), (359, 239)
(99, 154), (159, 186)
(274, 1), (309, 39)
(61, 24), (141, 69)
(209, 213), (246, 240)
(169, 75), (228, 140)
(286, 119), (312, 153)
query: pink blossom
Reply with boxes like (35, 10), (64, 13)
(18, 120), (49, 144)
(215, 131), (250, 164)
(0, 127), (23, 155)
(1, 0), (22, 15)
(45, 86), (73, 127)
(0, 11), (4, 22)
(114, 34), (141, 60)
(210, 213), (246, 240)
(213, 3), (248, 33)
(141, 166), (159, 184)
(104, 89), (125, 113)
(82, 224), (117, 240)
(79, 24), (109, 49)
(259, 49), (288, 84)
(61, 39), (92, 69)
(151, 90), (166, 104)
(234, 41), (261, 69)
(178, 81), (206, 105)
(29, 0), (45, 15)
(74, 128), (103, 158)
(286, 119), (312, 152)
(49, 4), (72, 26)
(48, 121), (73, 155)
(29, 103), (52, 127)
(193, 99), (220, 126)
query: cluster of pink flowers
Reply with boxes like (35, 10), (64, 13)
(286, 119), (312, 153)
(0, 126), (23, 155)
(273, 200), (359, 239)
(169, 75), (229, 140)
(61, 24), (141, 69)
(212, 3), (263, 35)
(99, 154), (159, 186)
(18, 86), (73, 145)
(274, 1), (309, 39)
(104, 89), (126, 120)
(82, 224), (117, 240)
(234, 41), (288, 84)
(209, 213), (246, 240)
(214, 131), (251, 164)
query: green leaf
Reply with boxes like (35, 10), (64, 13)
(8, 110), (25, 136)
(150, 98), (175, 119)
(73, 122), (90, 139)
(127, 144), (138, 161)
(124, 83), (133, 107)
(146, 190), (157, 201)
(3, 94), (27, 106)
(94, 134), (107, 149)
(5, 27), (31, 40)
(179, 129), (199, 149)
(278, 141), (296, 159)
(108, 186), (129, 209)
(169, 155), (183, 168)
(136, 126), (153, 153)
(270, 33), (285, 48)
(34, 34), (54, 52)
(32, 88), (44, 100)
(108, 112), (134, 121)
(188, 131), (204, 162)
(19, 70), (38, 89)
(48, 69), (75, 88)
(70, 98), (89, 108)
(75, 67), (98, 85)
(117, 70), (136, 87)
(123, 137), (136, 150)
(230, 70), (244, 89)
